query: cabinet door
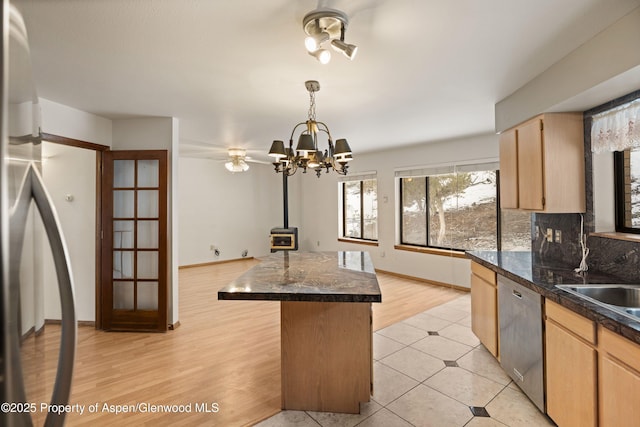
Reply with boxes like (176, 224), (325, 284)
(499, 129), (518, 209)
(470, 273), (498, 357)
(599, 355), (640, 426)
(546, 320), (597, 427)
(517, 118), (545, 210)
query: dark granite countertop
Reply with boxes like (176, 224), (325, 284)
(467, 250), (640, 345)
(218, 251), (382, 303)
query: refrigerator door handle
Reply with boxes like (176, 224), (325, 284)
(10, 163), (77, 427)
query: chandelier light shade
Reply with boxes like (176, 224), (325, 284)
(302, 8), (358, 64)
(269, 80), (353, 177)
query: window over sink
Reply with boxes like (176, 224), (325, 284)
(614, 147), (640, 233)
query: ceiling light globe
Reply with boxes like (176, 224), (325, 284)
(317, 49), (331, 64)
(305, 36), (318, 52)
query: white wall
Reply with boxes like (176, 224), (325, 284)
(295, 133), (499, 289)
(178, 157), (283, 265)
(40, 98), (112, 146)
(42, 142), (96, 321)
(495, 7), (640, 132)
(39, 98), (111, 323)
(112, 117), (180, 324)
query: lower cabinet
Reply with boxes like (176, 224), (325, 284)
(546, 299), (640, 427)
(470, 262), (498, 358)
(598, 326), (640, 426)
(545, 300), (597, 427)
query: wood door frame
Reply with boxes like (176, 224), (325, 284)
(40, 133), (109, 329)
(101, 150), (169, 332)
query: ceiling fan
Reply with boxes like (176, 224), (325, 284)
(225, 148), (251, 173)
(179, 139), (270, 172)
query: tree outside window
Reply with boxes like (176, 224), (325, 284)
(400, 169), (530, 251)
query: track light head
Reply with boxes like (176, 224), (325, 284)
(305, 31), (330, 52)
(330, 39), (358, 60)
(308, 48), (331, 64)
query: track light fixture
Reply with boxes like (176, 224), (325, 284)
(268, 80), (353, 177)
(302, 8), (358, 64)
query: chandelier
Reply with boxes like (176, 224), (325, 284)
(268, 80), (353, 177)
(303, 8), (358, 64)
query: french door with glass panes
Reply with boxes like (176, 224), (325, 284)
(101, 150), (168, 331)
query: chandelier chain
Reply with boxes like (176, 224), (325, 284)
(308, 90), (316, 122)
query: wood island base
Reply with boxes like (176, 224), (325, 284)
(280, 301), (372, 414)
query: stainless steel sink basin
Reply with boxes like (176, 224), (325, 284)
(556, 284), (640, 322)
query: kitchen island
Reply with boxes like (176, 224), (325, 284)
(218, 251), (381, 414)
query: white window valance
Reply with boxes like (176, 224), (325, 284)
(591, 99), (640, 153)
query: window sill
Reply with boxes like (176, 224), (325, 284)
(338, 238), (379, 247)
(394, 244), (467, 259)
(590, 231), (640, 243)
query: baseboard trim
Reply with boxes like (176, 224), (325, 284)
(21, 324), (46, 342)
(45, 319), (96, 327)
(169, 321), (181, 330)
(375, 269), (470, 292)
(179, 257), (255, 269)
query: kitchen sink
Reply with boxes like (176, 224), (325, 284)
(556, 284), (640, 322)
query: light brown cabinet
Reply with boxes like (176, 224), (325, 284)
(470, 262), (499, 358)
(598, 326), (640, 426)
(499, 113), (585, 212)
(545, 300), (640, 427)
(545, 300), (597, 427)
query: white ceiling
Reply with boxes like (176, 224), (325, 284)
(12, 0), (640, 161)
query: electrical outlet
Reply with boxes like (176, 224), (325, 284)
(554, 230), (562, 243)
(546, 228), (553, 242)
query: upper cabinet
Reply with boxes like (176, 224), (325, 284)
(499, 113), (585, 213)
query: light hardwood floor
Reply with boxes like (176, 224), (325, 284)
(21, 258), (464, 426)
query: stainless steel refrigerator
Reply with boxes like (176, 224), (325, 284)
(2, 2), (76, 426)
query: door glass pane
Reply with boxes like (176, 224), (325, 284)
(114, 160), (135, 188)
(113, 281), (134, 310)
(138, 251), (158, 279)
(138, 282), (158, 310)
(113, 251), (134, 279)
(138, 220), (158, 249)
(138, 190), (158, 218)
(138, 160), (159, 187)
(114, 220), (134, 248)
(114, 190), (134, 218)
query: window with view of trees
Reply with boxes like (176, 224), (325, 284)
(400, 168), (531, 251)
(614, 147), (640, 233)
(342, 179), (378, 241)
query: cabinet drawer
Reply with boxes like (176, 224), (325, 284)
(599, 326), (640, 373)
(471, 262), (496, 285)
(546, 300), (596, 344)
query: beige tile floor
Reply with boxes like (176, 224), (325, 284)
(255, 294), (556, 427)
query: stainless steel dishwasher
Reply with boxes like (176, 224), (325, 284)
(498, 275), (545, 412)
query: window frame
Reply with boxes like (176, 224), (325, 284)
(613, 149), (640, 234)
(398, 170), (503, 251)
(341, 179), (378, 242)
